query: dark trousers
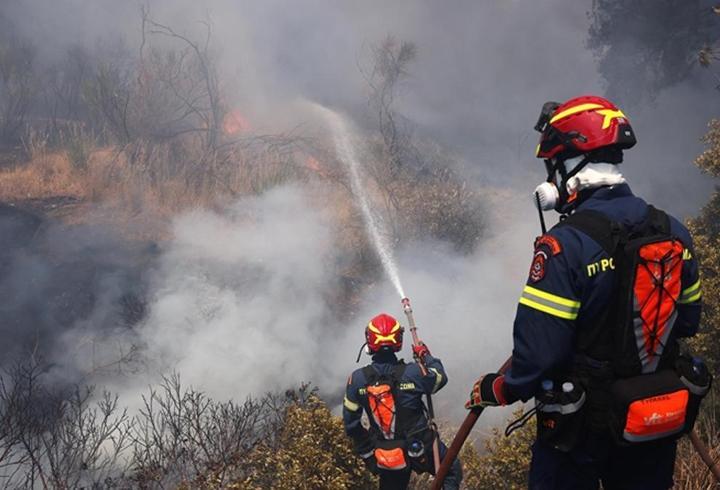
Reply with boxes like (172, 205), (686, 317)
(378, 440), (462, 490)
(528, 435), (677, 490)
(378, 469), (411, 490)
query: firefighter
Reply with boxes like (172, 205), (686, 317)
(465, 95), (706, 490)
(343, 313), (462, 489)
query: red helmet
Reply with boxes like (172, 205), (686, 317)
(535, 95), (636, 160)
(365, 313), (404, 353)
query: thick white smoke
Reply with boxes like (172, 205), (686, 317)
(327, 194), (540, 426)
(2, 0), (713, 431)
(71, 177), (534, 429)
(123, 186), (337, 399)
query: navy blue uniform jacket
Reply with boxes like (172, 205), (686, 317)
(505, 184), (702, 401)
(343, 352), (447, 455)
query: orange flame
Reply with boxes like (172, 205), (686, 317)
(223, 109), (251, 135)
(305, 156), (328, 177)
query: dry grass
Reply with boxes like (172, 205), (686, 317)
(675, 394), (720, 490)
(0, 151), (86, 200)
(0, 137), (309, 239)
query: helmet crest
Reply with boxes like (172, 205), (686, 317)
(535, 95), (636, 160)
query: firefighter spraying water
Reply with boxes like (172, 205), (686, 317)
(317, 104), (461, 488)
(342, 313), (462, 489)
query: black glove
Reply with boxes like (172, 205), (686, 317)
(465, 373), (508, 409)
(354, 436), (377, 473)
(362, 453), (379, 474)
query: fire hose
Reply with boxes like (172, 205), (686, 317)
(431, 357), (512, 490)
(690, 430), (720, 482)
(431, 355), (720, 489)
(401, 297), (442, 475)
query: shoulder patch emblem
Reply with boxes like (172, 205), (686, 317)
(529, 250), (547, 283)
(534, 235), (562, 256)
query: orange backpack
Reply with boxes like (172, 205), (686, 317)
(362, 363), (418, 470)
(561, 206), (711, 444)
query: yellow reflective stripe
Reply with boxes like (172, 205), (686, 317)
(368, 321), (400, 334)
(520, 286), (581, 320)
(683, 280), (701, 295)
(373, 333), (397, 344)
(519, 297), (579, 320)
(681, 291), (702, 304)
(679, 279), (702, 304)
(596, 109), (626, 129)
(549, 103), (604, 124)
(343, 396), (360, 412)
(429, 367), (443, 394)
(523, 285), (580, 309)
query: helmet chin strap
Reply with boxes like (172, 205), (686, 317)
(355, 342), (368, 363)
(545, 154), (593, 213)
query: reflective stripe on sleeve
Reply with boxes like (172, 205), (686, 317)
(519, 285), (581, 320)
(429, 367), (443, 394)
(343, 396), (360, 412)
(678, 279), (701, 304)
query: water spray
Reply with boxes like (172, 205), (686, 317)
(314, 104), (406, 299)
(318, 104), (444, 474)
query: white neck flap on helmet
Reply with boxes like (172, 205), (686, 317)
(533, 157), (627, 212)
(565, 162), (626, 194)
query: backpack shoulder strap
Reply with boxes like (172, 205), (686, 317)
(641, 205), (671, 236)
(557, 209), (623, 254)
(362, 362), (407, 387)
(390, 361), (407, 385)
(362, 365), (379, 385)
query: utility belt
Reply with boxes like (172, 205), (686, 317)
(371, 426), (436, 473)
(531, 354), (712, 452)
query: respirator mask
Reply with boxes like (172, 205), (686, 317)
(534, 182), (560, 211)
(534, 155), (588, 213)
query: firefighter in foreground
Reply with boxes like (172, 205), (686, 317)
(343, 313), (462, 489)
(466, 95), (711, 489)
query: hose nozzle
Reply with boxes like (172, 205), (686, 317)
(401, 297), (412, 314)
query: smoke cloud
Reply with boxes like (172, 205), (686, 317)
(0, 0), (716, 431)
(131, 186), (337, 398)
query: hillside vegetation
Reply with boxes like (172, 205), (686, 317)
(0, 5), (718, 490)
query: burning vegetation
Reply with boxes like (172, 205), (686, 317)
(0, 2), (718, 489)
(0, 8), (490, 488)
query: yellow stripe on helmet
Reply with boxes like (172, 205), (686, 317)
(596, 109), (626, 129)
(549, 103), (604, 125)
(369, 321), (400, 334)
(373, 333), (397, 344)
